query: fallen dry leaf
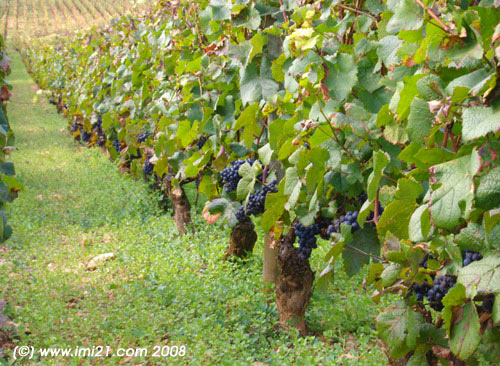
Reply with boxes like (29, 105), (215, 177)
(86, 253), (116, 271)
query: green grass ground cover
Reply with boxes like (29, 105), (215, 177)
(0, 50), (389, 365)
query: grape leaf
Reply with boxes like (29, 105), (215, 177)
(325, 54), (357, 101)
(240, 59), (279, 106)
(407, 98), (432, 144)
(462, 106), (500, 141)
(367, 150), (390, 200)
(429, 151), (480, 230)
(450, 302), (481, 361)
(342, 226), (380, 276)
(378, 199), (416, 240)
(457, 255), (500, 296)
(409, 204), (431, 242)
(376, 303), (413, 359)
(476, 166), (500, 210)
(455, 223), (486, 251)
(386, 0), (423, 34)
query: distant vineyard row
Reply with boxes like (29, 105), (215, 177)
(0, 0), (155, 41)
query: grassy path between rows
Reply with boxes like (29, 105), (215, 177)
(0, 51), (387, 365)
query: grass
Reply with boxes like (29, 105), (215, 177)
(0, 50), (390, 365)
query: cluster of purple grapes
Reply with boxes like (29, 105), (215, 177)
(235, 206), (248, 222)
(235, 180), (278, 222)
(327, 211), (360, 235)
(138, 132), (149, 143)
(294, 223), (320, 260)
(220, 159), (256, 192)
(410, 251), (487, 312)
(71, 122), (80, 133)
(326, 202), (384, 236)
(143, 156), (154, 176)
(483, 295), (495, 313)
(197, 136), (207, 149)
(426, 276), (456, 311)
(246, 181), (277, 216)
(463, 250), (483, 266)
(411, 255), (432, 302)
(412, 283), (431, 302)
(113, 138), (121, 153)
(80, 128), (91, 143)
(96, 117), (106, 147)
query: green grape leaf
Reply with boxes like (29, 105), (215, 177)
(407, 98), (433, 144)
(445, 68), (494, 96)
(457, 255), (500, 296)
(442, 284), (467, 334)
(408, 204), (431, 242)
(376, 303), (412, 359)
(386, 0), (423, 34)
(476, 166), (500, 210)
(240, 59), (279, 106)
(462, 106), (500, 141)
(455, 223), (486, 251)
(381, 263), (402, 287)
(261, 190), (288, 232)
(367, 150), (390, 200)
(325, 54), (357, 101)
(450, 302), (481, 361)
(378, 199), (416, 240)
(429, 151), (480, 230)
(342, 226), (380, 276)
(258, 143), (273, 166)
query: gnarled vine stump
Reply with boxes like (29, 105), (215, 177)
(163, 176), (191, 235)
(224, 218), (257, 260)
(275, 229), (314, 335)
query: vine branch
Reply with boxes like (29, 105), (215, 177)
(415, 0), (452, 34)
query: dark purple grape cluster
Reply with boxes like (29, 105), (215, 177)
(294, 223), (320, 260)
(483, 295), (495, 313)
(367, 204), (384, 221)
(113, 138), (121, 153)
(80, 129), (91, 143)
(49, 98), (56, 105)
(316, 216), (332, 230)
(410, 254), (433, 302)
(220, 159), (256, 192)
(412, 283), (432, 302)
(426, 276), (456, 311)
(95, 117), (106, 147)
(328, 211), (359, 235)
(197, 136), (207, 149)
(71, 122), (79, 133)
(143, 157), (154, 176)
(235, 180), (277, 221)
(235, 206), (248, 222)
(138, 132), (149, 143)
(98, 136), (106, 147)
(463, 250), (482, 266)
(245, 180), (277, 216)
